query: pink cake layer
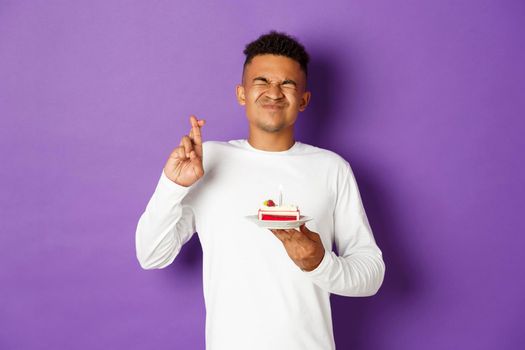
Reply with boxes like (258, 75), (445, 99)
(258, 209), (300, 221)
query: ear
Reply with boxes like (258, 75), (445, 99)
(236, 84), (246, 106)
(299, 91), (311, 112)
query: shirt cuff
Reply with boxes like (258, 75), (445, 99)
(155, 170), (192, 200)
(301, 249), (332, 277)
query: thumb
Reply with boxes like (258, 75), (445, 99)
(300, 224), (319, 241)
(300, 224), (312, 235)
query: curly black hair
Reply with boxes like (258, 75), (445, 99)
(243, 31), (310, 76)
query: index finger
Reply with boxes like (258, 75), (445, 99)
(189, 116), (202, 140)
(189, 117), (205, 139)
(189, 115), (204, 156)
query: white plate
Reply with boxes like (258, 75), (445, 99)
(245, 215), (313, 229)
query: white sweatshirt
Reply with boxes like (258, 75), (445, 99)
(136, 139), (385, 350)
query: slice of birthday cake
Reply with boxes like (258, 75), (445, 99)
(258, 199), (300, 221)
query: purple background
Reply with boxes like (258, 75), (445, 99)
(1, 1), (524, 349)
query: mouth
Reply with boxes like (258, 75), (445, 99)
(261, 103), (286, 110)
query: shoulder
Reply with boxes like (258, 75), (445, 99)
(201, 140), (239, 170)
(299, 142), (351, 171)
(202, 140), (238, 154)
(202, 140), (231, 149)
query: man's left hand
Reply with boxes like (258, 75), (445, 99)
(270, 224), (325, 271)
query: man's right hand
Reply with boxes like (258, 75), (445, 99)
(163, 115), (206, 187)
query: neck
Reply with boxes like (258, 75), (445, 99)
(247, 126), (295, 152)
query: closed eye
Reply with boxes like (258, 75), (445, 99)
(282, 79), (297, 87)
(253, 77), (269, 85)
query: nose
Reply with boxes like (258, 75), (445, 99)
(265, 83), (285, 100)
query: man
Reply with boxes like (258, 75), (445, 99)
(136, 31), (385, 350)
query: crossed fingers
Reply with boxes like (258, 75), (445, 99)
(179, 115), (205, 159)
(188, 115), (203, 140)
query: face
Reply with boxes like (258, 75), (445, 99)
(236, 54), (311, 133)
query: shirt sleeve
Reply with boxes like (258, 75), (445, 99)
(135, 170), (197, 269)
(303, 162), (385, 296)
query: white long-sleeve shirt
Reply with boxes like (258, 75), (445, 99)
(136, 139), (385, 350)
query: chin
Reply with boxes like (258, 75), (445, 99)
(249, 119), (279, 132)
(259, 121), (290, 133)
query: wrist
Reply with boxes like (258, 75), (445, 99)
(301, 251), (325, 272)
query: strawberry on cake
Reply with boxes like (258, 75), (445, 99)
(258, 199), (300, 221)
